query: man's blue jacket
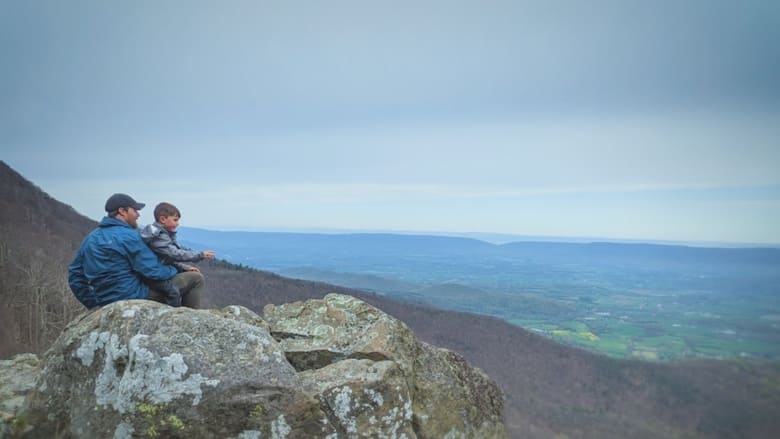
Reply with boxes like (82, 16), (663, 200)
(68, 217), (178, 308)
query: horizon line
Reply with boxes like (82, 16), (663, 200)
(179, 225), (780, 249)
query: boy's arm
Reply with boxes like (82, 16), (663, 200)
(148, 232), (205, 263)
(125, 234), (178, 281)
(173, 261), (195, 272)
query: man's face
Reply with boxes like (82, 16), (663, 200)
(117, 206), (140, 228)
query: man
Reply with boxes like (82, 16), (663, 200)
(68, 193), (205, 309)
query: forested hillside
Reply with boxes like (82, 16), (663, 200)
(0, 161), (92, 355)
(1, 161), (779, 438)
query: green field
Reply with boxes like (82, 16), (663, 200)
(508, 287), (780, 361)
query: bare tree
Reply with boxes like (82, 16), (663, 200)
(5, 250), (82, 354)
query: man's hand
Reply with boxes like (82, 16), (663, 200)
(187, 265), (201, 272)
(202, 250), (216, 259)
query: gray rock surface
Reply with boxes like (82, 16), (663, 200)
(0, 353), (39, 437)
(19, 301), (326, 438)
(263, 294), (418, 377)
(298, 359), (415, 438)
(412, 342), (508, 438)
(266, 294), (507, 439)
(10, 294), (507, 438)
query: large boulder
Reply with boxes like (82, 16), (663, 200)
(265, 294), (507, 438)
(19, 301), (329, 438)
(14, 294), (507, 438)
(263, 294), (418, 377)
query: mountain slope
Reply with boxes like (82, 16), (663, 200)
(0, 161), (93, 354)
(1, 161), (779, 438)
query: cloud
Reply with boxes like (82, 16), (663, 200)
(9, 106), (780, 194)
(2, 1), (779, 135)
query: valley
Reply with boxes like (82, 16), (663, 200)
(180, 228), (780, 361)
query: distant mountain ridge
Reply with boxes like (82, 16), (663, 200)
(189, 226), (780, 248)
(178, 226), (780, 268)
(2, 160), (780, 438)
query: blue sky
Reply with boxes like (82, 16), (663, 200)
(2, 0), (779, 244)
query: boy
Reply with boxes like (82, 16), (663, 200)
(140, 202), (215, 307)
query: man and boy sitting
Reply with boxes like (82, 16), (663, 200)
(68, 193), (215, 309)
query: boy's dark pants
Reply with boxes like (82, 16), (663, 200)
(147, 272), (204, 308)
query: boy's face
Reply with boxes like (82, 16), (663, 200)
(159, 215), (180, 232)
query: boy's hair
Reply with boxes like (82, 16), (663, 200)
(154, 202), (181, 221)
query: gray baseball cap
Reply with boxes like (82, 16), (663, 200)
(104, 193), (145, 212)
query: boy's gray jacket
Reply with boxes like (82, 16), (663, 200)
(141, 223), (204, 271)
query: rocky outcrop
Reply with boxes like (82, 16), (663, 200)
(11, 294), (507, 438)
(265, 294), (507, 438)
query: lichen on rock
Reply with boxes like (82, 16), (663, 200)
(265, 293), (507, 438)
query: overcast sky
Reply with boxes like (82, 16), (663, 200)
(2, 0), (779, 244)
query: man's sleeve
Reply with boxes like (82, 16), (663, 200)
(126, 235), (178, 281)
(68, 245), (97, 308)
(67, 246), (89, 296)
(148, 233), (203, 262)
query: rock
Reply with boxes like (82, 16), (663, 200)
(265, 293), (508, 438)
(207, 304), (271, 332)
(0, 353), (39, 437)
(19, 301), (328, 438)
(0, 353), (39, 414)
(298, 359), (415, 438)
(412, 343), (507, 438)
(15, 294), (507, 438)
(263, 294), (418, 377)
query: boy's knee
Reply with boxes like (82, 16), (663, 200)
(190, 271), (205, 285)
(174, 271), (203, 285)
